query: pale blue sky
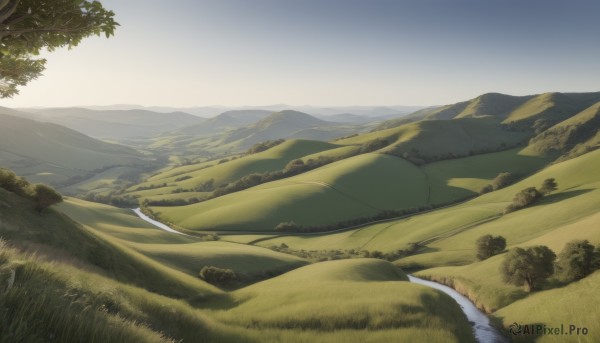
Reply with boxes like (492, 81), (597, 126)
(3, 0), (600, 107)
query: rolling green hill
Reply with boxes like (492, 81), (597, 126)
(523, 101), (600, 158)
(0, 110), (148, 186)
(211, 259), (475, 343)
(175, 109), (273, 136)
(151, 153), (431, 232)
(127, 139), (342, 200)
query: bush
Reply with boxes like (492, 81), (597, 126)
(556, 240), (596, 283)
(198, 266), (237, 286)
(33, 184), (63, 213)
(0, 168), (31, 197)
(504, 187), (542, 213)
(479, 184), (493, 195)
(540, 178), (558, 195)
(475, 235), (506, 260)
(246, 139), (285, 154)
(491, 172), (513, 190)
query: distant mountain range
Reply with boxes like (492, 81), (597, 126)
(23, 104), (423, 118)
(16, 107), (205, 139)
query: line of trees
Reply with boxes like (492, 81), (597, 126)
(504, 178), (557, 214)
(272, 198), (475, 234)
(500, 240), (600, 292)
(479, 172), (516, 195)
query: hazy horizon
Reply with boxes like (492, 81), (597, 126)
(2, 0), (600, 108)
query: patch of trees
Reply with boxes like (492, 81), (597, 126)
(475, 235), (506, 260)
(174, 175), (192, 182)
(272, 202), (475, 234)
(500, 240), (600, 292)
(500, 245), (556, 292)
(198, 266), (237, 286)
(0, 168), (63, 212)
(270, 243), (422, 262)
(245, 139), (285, 155)
(83, 193), (138, 208)
(133, 183), (168, 192)
(503, 178), (557, 214)
(479, 172), (516, 195)
(359, 138), (389, 153)
(389, 142), (522, 166)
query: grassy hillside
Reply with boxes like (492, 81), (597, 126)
(58, 198), (307, 282)
(523, 101), (600, 157)
(338, 117), (530, 162)
(128, 139), (342, 199)
(0, 110), (148, 187)
(175, 109), (273, 136)
(152, 153), (430, 232)
(0, 188), (219, 299)
(209, 259), (475, 343)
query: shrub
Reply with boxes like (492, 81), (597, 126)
(33, 184), (63, 213)
(491, 172), (513, 190)
(479, 184), (493, 195)
(198, 266), (237, 286)
(540, 178), (558, 195)
(475, 235), (506, 260)
(504, 187), (542, 213)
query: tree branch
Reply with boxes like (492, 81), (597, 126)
(0, 23), (96, 39)
(0, 0), (10, 13)
(0, 0), (20, 25)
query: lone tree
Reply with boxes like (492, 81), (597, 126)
(540, 178), (558, 195)
(500, 246), (556, 292)
(33, 183), (62, 213)
(0, 0), (118, 97)
(556, 240), (596, 283)
(475, 235), (506, 260)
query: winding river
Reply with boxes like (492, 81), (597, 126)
(132, 208), (191, 236)
(408, 275), (508, 343)
(131, 209), (508, 343)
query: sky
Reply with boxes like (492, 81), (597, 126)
(3, 0), (600, 108)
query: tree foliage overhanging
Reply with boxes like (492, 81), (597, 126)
(0, 0), (118, 97)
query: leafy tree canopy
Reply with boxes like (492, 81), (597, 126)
(500, 245), (556, 292)
(556, 240), (596, 283)
(0, 0), (118, 97)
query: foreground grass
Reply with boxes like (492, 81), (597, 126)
(493, 270), (600, 343)
(210, 259), (475, 343)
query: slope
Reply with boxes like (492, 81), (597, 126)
(210, 259), (475, 343)
(0, 110), (147, 185)
(338, 116), (530, 162)
(175, 109), (273, 136)
(152, 153), (430, 232)
(127, 139), (342, 199)
(523, 101), (600, 157)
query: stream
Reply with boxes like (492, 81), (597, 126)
(408, 275), (509, 343)
(132, 208), (191, 236)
